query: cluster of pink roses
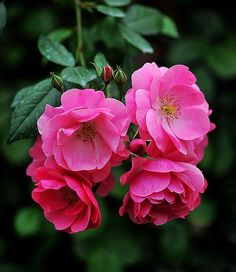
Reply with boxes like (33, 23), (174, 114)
(27, 62), (215, 233)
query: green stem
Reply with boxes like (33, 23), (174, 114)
(75, 0), (85, 67)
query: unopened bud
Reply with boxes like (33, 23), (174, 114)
(101, 65), (113, 84)
(130, 139), (147, 156)
(50, 73), (64, 93)
(114, 67), (127, 91)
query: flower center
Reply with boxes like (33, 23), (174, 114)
(160, 94), (180, 122)
(61, 187), (77, 205)
(77, 121), (96, 142)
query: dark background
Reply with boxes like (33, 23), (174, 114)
(0, 0), (236, 271)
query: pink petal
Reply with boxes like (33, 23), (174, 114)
(172, 84), (205, 107)
(162, 118), (187, 154)
(135, 89), (151, 130)
(170, 108), (210, 140)
(149, 209), (169, 225)
(161, 65), (196, 93)
(96, 116), (120, 152)
(45, 210), (77, 231)
(37, 105), (63, 135)
(29, 136), (44, 158)
(131, 171), (170, 197)
(146, 109), (168, 150)
(177, 163), (205, 193)
(132, 62), (160, 91)
(62, 135), (97, 171)
(139, 201), (152, 217)
(168, 176), (184, 193)
(88, 161), (111, 183)
(99, 98), (130, 136)
(64, 176), (91, 204)
(153, 214), (169, 225)
(125, 88), (137, 124)
(66, 200), (85, 215)
(93, 134), (112, 169)
(159, 66), (168, 75)
(71, 206), (91, 233)
(57, 127), (79, 146)
(133, 202), (141, 218)
(130, 192), (146, 203)
(61, 89), (105, 111)
(42, 113), (77, 156)
(119, 192), (131, 216)
(32, 187), (68, 212)
(120, 157), (147, 185)
(82, 182), (100, 210)
(96, 172), (115, 197)
(164, 190), (176, 203)
(71, 108), (113, 123)
(143, 158), (185, 173)
(53, 143), (69, 169)
(150, 76), (161, 109)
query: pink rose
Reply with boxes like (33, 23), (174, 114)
(38, 89), (130, 171)
(125, 63), (211, 157)
(119, 157), (207, 225)
(32, 167), (101, 233)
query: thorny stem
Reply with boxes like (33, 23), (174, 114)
(75, 0), (85, 67)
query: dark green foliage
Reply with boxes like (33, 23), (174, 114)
(8, 80), (61, 143)
(0, 0), (236, 272)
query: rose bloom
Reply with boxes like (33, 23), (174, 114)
(32, 167), (101, 233)
(37, 89), (130, 172)
(119, 157), (207, 225)
(125, 63), (212, 160)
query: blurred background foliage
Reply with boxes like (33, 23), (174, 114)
(0, 0), (236, 271)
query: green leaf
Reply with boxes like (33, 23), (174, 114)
(11, 86), (33, 108)
(47, 28), (73, 42)
(103, 0), (130, 7)
(0, 2), (7, 36)
(8, 79), (61, 144)
(38, 35), (75, 67)
(168, 38), (206, 64)
(94, 53), (109, 70)
(123, 5), (163, 35)
(61, 67), (97, 88)
(96, 5), (125, 18)
(206, 39), (236, 79)
(14, 207), (42, 237)
(120, 25), (154, 53)
(99, 17), (125, 49)
(161, 16), (179, 38)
